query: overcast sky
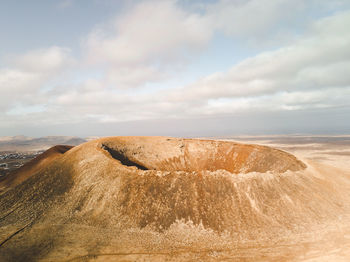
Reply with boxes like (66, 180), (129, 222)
(1, 0), (350, 137)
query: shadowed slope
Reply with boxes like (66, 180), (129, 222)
(0, 145), (73, 194)
(0, 137), (350, 261)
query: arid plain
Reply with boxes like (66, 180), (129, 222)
(1, 136), (350, 261)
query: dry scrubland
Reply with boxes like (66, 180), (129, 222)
(1, 136), (350, 261)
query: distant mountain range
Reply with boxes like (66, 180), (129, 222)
(0, 136), (88, 151)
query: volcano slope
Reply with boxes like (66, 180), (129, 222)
(0, 145), (73, 194)
(1, 136), (350, 261)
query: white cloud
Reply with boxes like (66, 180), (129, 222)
(0, 47), (73, 110)
(6, 8), (350, 126)
(105, 65), (168, 88)
(58, 0), (74, 9)
(82, 0), (350, 90)
(169, 10), (350, 103)
(207, 0), (304, 37)
(12, 46), (73, 73)
(86, 0), (212, 66)
(205, 0), (350, 46)
(1, 1), (350, 133)
(83, 0), (213, 89)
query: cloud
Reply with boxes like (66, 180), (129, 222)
(105, 65), (168, 88)
(0, 47), (73, 110)
(169, 10), (350, 104)
(11, 46), (73, 73)
(83, 0), (212, 89)
(85, 0), (212, 66)
(205, 0), (350, 46)
(58, 0), (74, 9)
(72, 9), (350, 122)
(207, 0), (304, 37)
(6, 9), (350, 127)
(1, 1), (350, 135)
(82, 0), (350, 90)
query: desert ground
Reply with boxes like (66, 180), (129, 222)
(1, 136), (350, 261)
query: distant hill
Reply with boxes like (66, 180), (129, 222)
(0, 136), (86, 151)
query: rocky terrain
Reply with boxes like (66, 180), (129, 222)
(1, 136), (350, 261)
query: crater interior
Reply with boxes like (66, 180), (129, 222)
(100, 137), (306, 173)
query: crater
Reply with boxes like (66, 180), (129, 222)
(101, 137), (306, 173)
(101, 144), (148, 170)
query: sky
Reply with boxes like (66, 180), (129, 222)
(0, 0), (350, 137)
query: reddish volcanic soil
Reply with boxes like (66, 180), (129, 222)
(0, 145), (73, 194)
(100, 137), (306, 173)
(1, 137), (350, 261)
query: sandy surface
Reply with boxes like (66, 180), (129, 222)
(1, 136), (350, 261)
